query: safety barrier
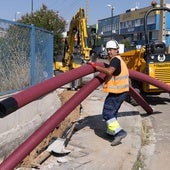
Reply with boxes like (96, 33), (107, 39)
(0, 62), (170, 169)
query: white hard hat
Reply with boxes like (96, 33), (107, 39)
(106, 40), (119, 49)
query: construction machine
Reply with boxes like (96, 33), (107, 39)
(120, 5), (170, 95)
(54, 8), (91, 73)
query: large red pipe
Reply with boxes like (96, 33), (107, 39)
(0, 62), (106, 116)
(1, 62), (169, 169)
(129, 85), (153, 114)
(0, 73), (106, 169)
(128, 69), (170, 114)
(1, 62), (169, 117)
(129, 70), (170, 93)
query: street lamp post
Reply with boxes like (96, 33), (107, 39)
(31, 0), (33, 14)
(107, 4), (114, 39)
(15, 11), (21, 21)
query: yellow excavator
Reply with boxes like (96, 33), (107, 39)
(120, 4), (170, 94)
(54, 8), (91, 73)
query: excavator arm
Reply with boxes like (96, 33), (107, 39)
(55, 8), (91, 72)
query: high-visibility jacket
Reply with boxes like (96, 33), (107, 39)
(103, 55), (129, 93)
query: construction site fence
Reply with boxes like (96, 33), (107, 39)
(0, 18), (53, 96)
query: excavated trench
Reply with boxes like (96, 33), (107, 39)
(18, 90), (81, 169)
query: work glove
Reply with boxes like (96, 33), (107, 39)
(88, 62), (97, 69)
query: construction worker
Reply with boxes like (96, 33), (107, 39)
(90, 40), (129, 146)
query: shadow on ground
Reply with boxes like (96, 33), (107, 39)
(144, 95), (170, 105)
(75, 111), (139, 143)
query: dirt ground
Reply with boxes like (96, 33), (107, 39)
(17, 90), (81, 169)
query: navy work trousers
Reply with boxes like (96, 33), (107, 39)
(102, 92), (128, 121)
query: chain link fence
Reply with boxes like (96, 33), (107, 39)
(0, 19), (53, 95)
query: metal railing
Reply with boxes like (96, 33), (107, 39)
(0, 19), (53, 95)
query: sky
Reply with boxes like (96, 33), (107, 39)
(0, 0), (170, 25)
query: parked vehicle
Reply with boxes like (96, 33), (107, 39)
(99, 48), (107, 59)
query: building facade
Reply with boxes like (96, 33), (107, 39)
(98, 4), (170, 47)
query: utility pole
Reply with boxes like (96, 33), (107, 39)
(107, 4), (114, 39)
(159, 0), (166, 42)
(14, 11), (21, 21)
(31, 0), (33, 14)
(86, 0), (89, 25)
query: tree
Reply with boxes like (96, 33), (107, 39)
(19, 4), (66, 55)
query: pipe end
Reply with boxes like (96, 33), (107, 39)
(0, 97), (18, 117)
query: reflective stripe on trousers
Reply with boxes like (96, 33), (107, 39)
(106, 118), (122, 135)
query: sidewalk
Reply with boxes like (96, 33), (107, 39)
(40, 87), (142, 170)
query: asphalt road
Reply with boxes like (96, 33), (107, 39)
(137, 92), (170, 170)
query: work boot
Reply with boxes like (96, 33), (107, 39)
(111, 129), (127, 146)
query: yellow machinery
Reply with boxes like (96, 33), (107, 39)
(120, 5), (170, 93)
(54, 8), (91, 73)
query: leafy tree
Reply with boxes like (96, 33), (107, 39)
(120, 38), (131, 49)
(19, 4), (66, 55)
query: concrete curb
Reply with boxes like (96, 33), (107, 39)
(0, 91), (61, 161)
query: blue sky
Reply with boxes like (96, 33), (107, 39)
(0, 0), (170, 25)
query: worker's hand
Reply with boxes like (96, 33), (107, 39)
(88, 62), (97, 69)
